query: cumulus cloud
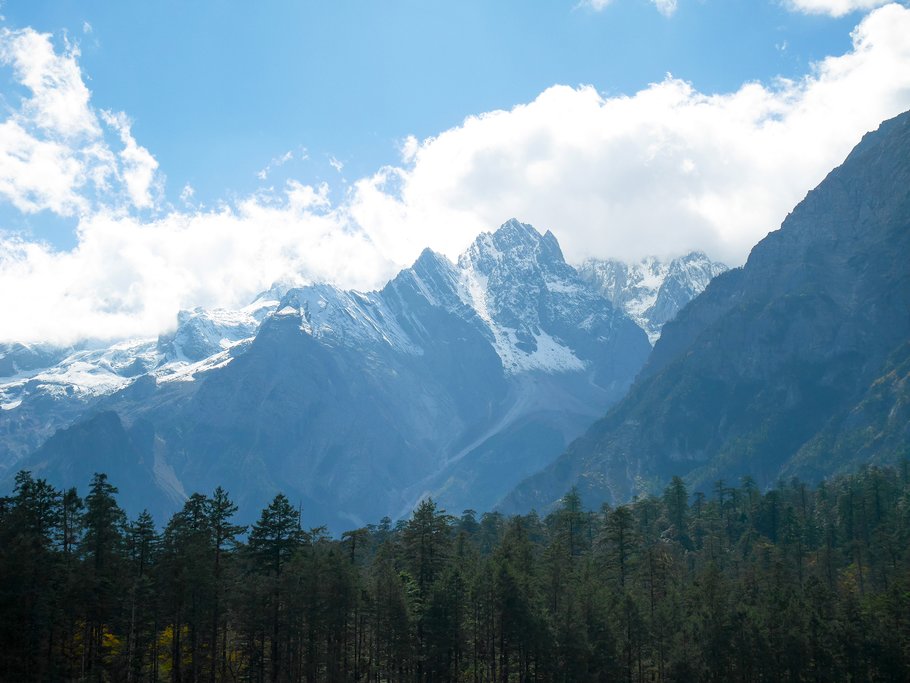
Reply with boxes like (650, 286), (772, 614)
(0, 192), (390, 344)
(785, 0), (891, 17)
(1, 5), (910, 344)
(0, 28), (98, 138)
(0, 27), (161, 216)
(100, 111), (161, 210)
(0, 119), (89, 215)
(349, 3), (910, 267)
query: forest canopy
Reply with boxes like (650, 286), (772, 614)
(1, 464), (909, 682)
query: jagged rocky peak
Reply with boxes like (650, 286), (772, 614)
(388, 247), (462, 310)
(649, 252), (728, 333)
(459, 218), (570, 277)
(578, 250), (728, 344)
(456, 219), (579, 330)
(448, 219), (649, 375)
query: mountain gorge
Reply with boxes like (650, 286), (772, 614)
(504, 110), (910, 513)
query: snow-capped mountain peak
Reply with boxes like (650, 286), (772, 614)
(578, 251), (728, 344)
(450, 220), (633, 374)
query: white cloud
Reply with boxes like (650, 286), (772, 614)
(0, 187), (390, 345)
(100, 110), (160, 210)
(785, 0), (891, 17)
(328, 155), (344, 172)
(0, 28), (98, 139)
(345, 3), (910, 267)
(1, 5), (910, 345)
(0, 119), (88, 215)
(400, 135), (419, 163)
(0, 28), (162, 216)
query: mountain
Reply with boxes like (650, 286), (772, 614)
(6, 220), (651, 528)
(0, 292), (282, 473)
(504, 110), (910, 513)
(578, 252), (728, 344)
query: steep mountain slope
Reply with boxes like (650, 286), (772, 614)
(9, 221), (651, 528)
(782, 341), (910, 482)
(578, 252), (728, 343)
(504, 110), (910, 513)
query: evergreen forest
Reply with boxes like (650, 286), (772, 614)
(1, 464), (909, 682)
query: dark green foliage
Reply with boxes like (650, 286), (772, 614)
(1, 464), (909, 681)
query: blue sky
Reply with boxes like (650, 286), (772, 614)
(0, 0), (908, 343)
(3, 0), (862, 231)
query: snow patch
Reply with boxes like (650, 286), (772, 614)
(155, 341), (248, 384)
(285, 285), (421, 354)
(455, 256), (585, 375)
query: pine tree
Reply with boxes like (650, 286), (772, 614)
(248, 493), (306, 682)
(207, 487), (245, 682)
(125, 510), (157, 682)
(80, 472), (127, 679)
(0, 472), (61, 679)
(402, 498), (452, 680)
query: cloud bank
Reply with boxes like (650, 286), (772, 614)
(1, 4), (910, 344)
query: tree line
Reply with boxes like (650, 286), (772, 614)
(1, 463), (909, 682)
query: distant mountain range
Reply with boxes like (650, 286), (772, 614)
(504, 110), (910, 514)
(1, 220), (727, 528)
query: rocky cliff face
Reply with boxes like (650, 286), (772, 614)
(504, 110), (910, 513)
